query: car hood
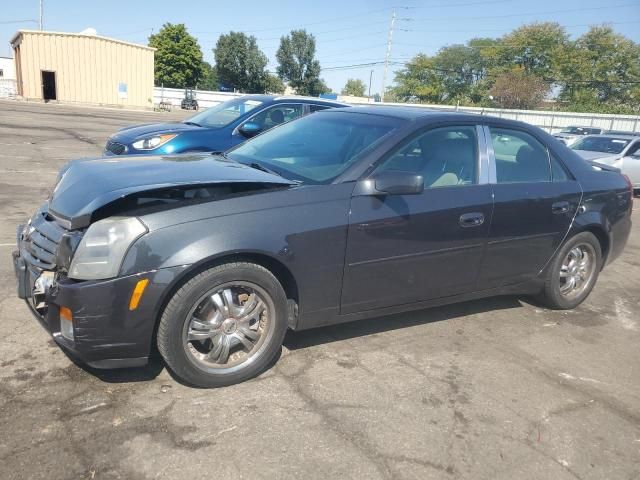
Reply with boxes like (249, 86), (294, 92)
(572, 150), (620, 161)
(49, 153), (293, 228)
(112, 122), (205, 142)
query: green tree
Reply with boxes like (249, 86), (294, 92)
(198, 61), (218, 91)
(389, 54), (446, 103)
(555, 26), (640, 112)
(498, 22), (569, 79)
(264, 73), (285, 94)
(149, 23), (203, 88)
(341, 78), (367, 97)
(276, 30), (325, 96)
(214, 32), (268, 93)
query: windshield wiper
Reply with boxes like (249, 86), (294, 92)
(247, 162), (282, 177)
(183, 121), (202, 127)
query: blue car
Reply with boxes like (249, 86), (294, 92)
(104, 95), (347, 156)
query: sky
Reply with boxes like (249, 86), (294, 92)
(1, 0), (639, 94)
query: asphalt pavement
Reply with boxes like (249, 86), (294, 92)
(0, 100), (638, 480)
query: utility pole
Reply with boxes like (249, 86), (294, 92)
(380, 8), (396, 103)
(368, 69), (373, 101)
(39, 0), (43, 30)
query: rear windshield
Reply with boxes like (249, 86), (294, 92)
(185, 97), (264, 128)
(571, 136), (631, 154)
(227, 111), (402, 184)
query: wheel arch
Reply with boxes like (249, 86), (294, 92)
(570, 221), (611, 267)
(149, 251), (300, 355)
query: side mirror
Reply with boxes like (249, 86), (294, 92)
(239, 122), (262, 138)
(356, 171), (424, 196)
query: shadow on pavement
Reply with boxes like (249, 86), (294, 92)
(284, 295), (524, 351)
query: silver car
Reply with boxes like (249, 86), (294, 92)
(553, 126), (604, 145)
(571, 134), (640, 192)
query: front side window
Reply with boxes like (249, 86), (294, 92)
(490, 128), (551, 183)
(247, 104), (304, 131)
(185, 97), (264, 128)
(227, 111), (400, 184)
(377, 126), (478, 188)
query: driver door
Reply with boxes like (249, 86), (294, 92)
(340, 125), (493, 314)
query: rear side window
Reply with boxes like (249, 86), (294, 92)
(309, 104), (332, 113)
(551, 154), (569, 182)
(490, 127), (551, 183)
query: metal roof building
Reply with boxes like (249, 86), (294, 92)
(10, 30), (155, 109)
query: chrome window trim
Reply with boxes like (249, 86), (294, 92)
(476, 125), (490, 185)
(482, 126), (498, 184)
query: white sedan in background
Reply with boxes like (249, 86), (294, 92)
(571, 134), (640, 193)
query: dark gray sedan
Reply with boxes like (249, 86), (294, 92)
(13, 107), (633, 387)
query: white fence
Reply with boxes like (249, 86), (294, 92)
(152, 86), (640, 134)
(0, 79), (17, 98)
(153, 87), (242, 108)
(376, 102), (640, 134)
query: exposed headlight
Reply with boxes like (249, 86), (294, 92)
(69, 217), (147, 280)
(132, 134), (177, 150)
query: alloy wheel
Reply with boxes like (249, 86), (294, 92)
(182, 282), (273, 371)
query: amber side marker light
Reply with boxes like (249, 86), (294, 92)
(60, 306), (72, 321)
(129, 279), (149, 311)
(59, 306), (74, 340)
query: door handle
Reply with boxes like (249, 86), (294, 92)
(459, 212), (484, 227)
(552, 201), (570, 214)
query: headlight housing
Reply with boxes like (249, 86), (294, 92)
(132, 133), (177, 150)
(69, 217), (147, 280)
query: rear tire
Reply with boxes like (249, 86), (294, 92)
(157, 262), (288, 387)
(537, 232), (602, 310)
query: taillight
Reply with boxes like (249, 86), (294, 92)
(623, 174), (633, 211)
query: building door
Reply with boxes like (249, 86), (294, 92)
(41, 71), (56, 101)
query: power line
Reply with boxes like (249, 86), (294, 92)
(0, 19), (38, 25)
(408, 3), (639, 21)
(400, 20), (640, 34)
(191, 6), (390, 35)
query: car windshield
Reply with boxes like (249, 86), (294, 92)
(571, 136), (631, 154)
(227, 111), (401, 184)
(185, 97), (264, 128)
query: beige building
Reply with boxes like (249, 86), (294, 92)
(10, 30), (155, 108)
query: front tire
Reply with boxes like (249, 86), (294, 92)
(157, 262), (288, 387)
(537, 232), (602, 310)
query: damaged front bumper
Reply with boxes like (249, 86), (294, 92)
(12, 222), (188, 369)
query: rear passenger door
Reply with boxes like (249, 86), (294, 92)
(479, 125), (582, 288)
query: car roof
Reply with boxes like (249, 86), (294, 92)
(325, 105), (494, 125)
(237, 94), (348, 107)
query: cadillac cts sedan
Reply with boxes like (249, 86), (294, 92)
(13, 107), (633, 387)
(104, 95), (346, 156)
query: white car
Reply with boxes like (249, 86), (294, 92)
(553, 126), (603, 145)
(571, 134), (640, 192)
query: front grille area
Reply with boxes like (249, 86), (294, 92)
(21, 211), (66, 270)
(105, 139), (127, 155)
